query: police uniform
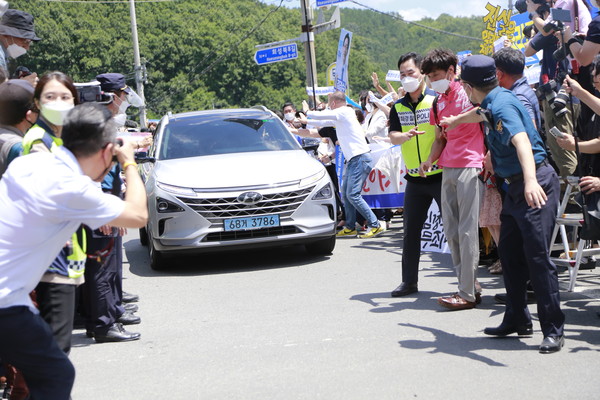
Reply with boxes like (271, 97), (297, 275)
(466, 56), (565, 344)
(81, 165), (128, 338)
(389, 86), (442, 286)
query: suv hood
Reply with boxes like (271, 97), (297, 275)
(153, 150), (325, 189)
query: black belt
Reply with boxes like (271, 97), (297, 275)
(504, 159), (549, 184)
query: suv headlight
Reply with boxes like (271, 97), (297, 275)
(312, 182), (333, 200)
(156, 182), (196, 196)
(299, 169), (326, 188)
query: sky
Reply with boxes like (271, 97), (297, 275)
(259, 0), (511, 21)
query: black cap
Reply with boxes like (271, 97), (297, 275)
(460, 55), (496, 86)
(0, 9), (41, 41)
(0, 79), (35, 124)
(95, 73), (131, 94)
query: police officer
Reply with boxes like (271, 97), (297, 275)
(387, 52), (442, 298)
(442, 55), (565, 353)
(81, 73), (143, 342)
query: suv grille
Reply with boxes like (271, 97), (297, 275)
(176, 186), (315, 227)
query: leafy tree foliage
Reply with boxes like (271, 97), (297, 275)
(12, 0), (485, 119)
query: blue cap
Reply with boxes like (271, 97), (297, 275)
(460, 55), (496, 87)
(95, 73), (131, 94)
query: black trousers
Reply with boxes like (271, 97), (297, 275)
(0, 306), (75, 399)
(35, 282), (76, 354)
(401, 178), (442, 284)
(498, 164), (565, 337)
(82, 234), (124, 334)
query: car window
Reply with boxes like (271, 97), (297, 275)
(159, 117), (301, 160)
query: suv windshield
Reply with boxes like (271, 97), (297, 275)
(159, 116), (301, 160)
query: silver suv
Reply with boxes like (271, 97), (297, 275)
(139, 108), (337, 270)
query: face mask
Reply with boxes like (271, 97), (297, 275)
(113, 113), (127, 127)
(365, 103), (374, 113)
(430, 78), (451, 94)
(6, 43), (26, 59)
(284, 112), (295, 121)
(401, 76), (421, 93)
(118, 98), (130, 114)
(41, 101), (74, 126)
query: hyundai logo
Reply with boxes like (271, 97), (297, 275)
(237, 192), (263, 205)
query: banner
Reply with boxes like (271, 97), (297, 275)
(334, 29), (352, 93)
(421, 202), (450, 253)
(480, 2), (516, 55)
(335, 142), (448, 253)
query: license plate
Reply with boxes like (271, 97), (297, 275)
(224, 215), (280, 231)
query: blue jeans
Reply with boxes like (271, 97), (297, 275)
(341, 152), (378, 230)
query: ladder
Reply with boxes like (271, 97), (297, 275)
(550, 176), (600, 291)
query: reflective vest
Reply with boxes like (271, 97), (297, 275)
(21, 125), (63, 155)
(394, 94), (442, 178)
(22, 124), (86, 278)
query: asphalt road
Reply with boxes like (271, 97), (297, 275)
(70, 219), (600, 399)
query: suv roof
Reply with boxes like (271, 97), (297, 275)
(166, 108), (275, 123)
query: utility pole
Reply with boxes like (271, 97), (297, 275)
(508, 0), (514, 12)
(300, 0), (319, 108)
(129, 0), (147, 127)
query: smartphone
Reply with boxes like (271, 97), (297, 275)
(549, 126), (566, 139)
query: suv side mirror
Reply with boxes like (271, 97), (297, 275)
(134, 152), (156, 164)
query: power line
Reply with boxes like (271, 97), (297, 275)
(348, 0), (483, 42)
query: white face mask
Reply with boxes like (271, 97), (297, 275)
(430, 78), (451, 94)
(400, 76), (421, 93)
(365, 103), (374, 113)
(113, 113), (127, 127)
(118, 98), (130, 114)
(41, 101), (74, 126)
(284, 112), (295, 121)
(6, 43), (26, 59)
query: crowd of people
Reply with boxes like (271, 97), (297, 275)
(280, 0), (600, 356)
(0, 7), (153, 399)
(2, 0), (600, 397)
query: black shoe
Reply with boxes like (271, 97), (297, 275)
(124, 303), (139, 313)
(539, 335), (564, 354)
(86, 330), (94, 338)
(122, 291), (139, 303)
(94, 323), (141, 343)
(118, 311), (141, 325)
(484, 322), (534, 337)
(391, 282), (418, 297)
(494, 292), (536, 304)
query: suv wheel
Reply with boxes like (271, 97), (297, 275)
(139, 226), (148, 246)
(305, 235), (336, 255)
(148, 232), (167, 271)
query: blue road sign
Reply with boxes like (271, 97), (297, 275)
(254, 43), (298, 65)
(316, 0), (346, 6)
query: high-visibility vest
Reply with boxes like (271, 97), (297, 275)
(393, 94), (442, 178)
(21, 125), (63, 155)
(22, 124), (86, 279)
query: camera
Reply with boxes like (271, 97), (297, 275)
(74, 82), (113, 104)
(515, 0), (549, 15)
(537, 79), (569, 118)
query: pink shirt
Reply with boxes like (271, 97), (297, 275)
(430, 81), (485, 168)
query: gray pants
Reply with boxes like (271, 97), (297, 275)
(441, 167), (481, 302)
